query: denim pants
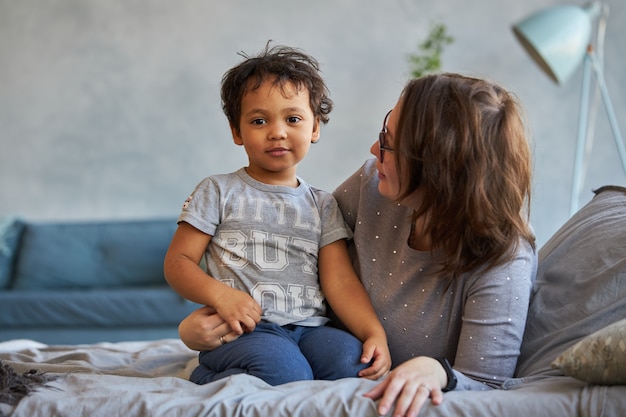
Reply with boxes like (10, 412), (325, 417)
(190, 322), (369, 386)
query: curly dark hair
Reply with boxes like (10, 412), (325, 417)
(394, 73), (535, 276)
(221, 43), (333, 133)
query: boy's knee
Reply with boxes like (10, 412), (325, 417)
(249, 359), (313, 385)
(226, 337), (315, 385)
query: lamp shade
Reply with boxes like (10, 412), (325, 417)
(512, 3), (600, 84)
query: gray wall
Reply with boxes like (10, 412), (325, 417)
(1, 0), (625, 248)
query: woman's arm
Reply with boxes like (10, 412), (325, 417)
(365, 241), (537, 416)
(452, 241), (537, 389)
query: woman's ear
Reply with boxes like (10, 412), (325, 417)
(311, 118), (321, 143)
(231, 124), (243, 145)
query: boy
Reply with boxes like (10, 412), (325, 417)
(164, 44), (390, 386)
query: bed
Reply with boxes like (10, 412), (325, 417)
(1, 186), (625, 417)
(1, 337), (624, 417)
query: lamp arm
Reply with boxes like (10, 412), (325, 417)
(570, 49), (626, 216)
(588, 51), (626, 174)
(570, 53), (594, 216)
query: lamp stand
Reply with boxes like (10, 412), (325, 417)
(570, 47), (626, 215)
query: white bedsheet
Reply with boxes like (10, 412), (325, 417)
(0, 338), (380, 417)
(1, 338), (623, 417)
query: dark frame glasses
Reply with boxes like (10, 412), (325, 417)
(378, 109), (394, 163)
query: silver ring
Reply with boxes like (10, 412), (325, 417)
(219, 335), (226, 345)
(419, 384), (432, 393)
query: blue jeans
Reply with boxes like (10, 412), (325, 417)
(190, 322), (369, 386)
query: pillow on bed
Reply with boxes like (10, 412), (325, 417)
(552, 318), (626, 384)
(516, 186), (626, 378)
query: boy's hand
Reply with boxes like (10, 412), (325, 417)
(213, 287), (262, 335)
(358, 335), (392, 380)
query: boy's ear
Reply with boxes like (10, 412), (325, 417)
(231, 124), (244, 145)
(311, 118), (321, 143)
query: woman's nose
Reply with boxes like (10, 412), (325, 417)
(370, 140), (380, 159)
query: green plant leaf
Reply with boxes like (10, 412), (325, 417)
(408, 23), (454, 78)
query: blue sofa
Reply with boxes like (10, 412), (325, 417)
(0, 218), (199, 344)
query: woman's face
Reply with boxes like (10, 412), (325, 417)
(370, 99), (401, 200)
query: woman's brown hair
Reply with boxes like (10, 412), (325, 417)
(394, 73), (535, 276)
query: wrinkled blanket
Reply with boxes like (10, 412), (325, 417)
(0, 339), (380, 417)
(0, 338), (623, 417)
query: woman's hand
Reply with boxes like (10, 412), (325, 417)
(178, 306), (242, 351)
(363, 356), (447, 417)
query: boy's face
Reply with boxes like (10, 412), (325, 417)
(231, 78), (320, 186)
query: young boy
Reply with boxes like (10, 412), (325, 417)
(164, 44), (390, 386)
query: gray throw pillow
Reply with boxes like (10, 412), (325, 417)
(516, 186), (626, 378)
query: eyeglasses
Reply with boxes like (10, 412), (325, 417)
(378, 109), (394, 163)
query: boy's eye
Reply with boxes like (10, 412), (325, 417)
(251, 118), (266, 125)
(287, 116), (301, 123)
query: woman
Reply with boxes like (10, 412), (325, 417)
(178, 73), (537, 417)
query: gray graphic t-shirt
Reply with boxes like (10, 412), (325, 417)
(179, 168), (351, 326)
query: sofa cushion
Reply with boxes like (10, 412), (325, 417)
(551, 318), (626, 384)
(516, 186), (626, 378)
(0, 287), (198, 327)
(0, 217), (25, 289)
(12, 219), (177, 289)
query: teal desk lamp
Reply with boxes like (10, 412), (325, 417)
(512, 1), (626, 215)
